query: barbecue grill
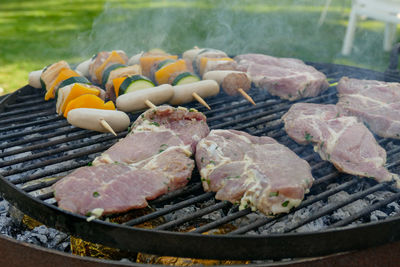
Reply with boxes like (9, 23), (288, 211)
(1, 59), (400, 265)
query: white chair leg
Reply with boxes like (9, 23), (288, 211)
(318, 0), (332, 27)
(384, 23), (397, 52)
(342, 8), (358, 55)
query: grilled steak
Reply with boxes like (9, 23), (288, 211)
(234, 53), (329, 101)
(282, 103), (399, 187)
(54, 106), (208, 215)
(195, 129), (314, 215)
(337, 77), (400, 139)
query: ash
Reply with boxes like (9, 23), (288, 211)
(233, 182), (400, 235)
(0, 198), (70, 252)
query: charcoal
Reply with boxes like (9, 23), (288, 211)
(370, 210), (388, 221)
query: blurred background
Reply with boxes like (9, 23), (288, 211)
(0, 0), (397, 94)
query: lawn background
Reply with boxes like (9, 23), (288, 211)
(0, 0), (397, 94)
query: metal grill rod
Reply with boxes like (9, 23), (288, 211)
(0, 120), (68, 141)
(283, 183), (389, 233)
(1, 144), (113, 177)
(0, 126), (80, 151)
(0, 130), (100, 164)
(125, 191), (215, 226)
(228, 178), (359, 235)
(0, 102), (53, 119)
(0, 110), (55, 126)
(155, 201), (230, 231)
(330, 191), (400, 228)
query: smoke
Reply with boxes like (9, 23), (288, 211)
(70, 0), (389, 71)
(71, 0), (307, 57)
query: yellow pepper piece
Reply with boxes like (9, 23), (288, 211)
(139, 55), (178, 78)
(154, 59), (187, 85)
(94, 51), (126, 84)
(60, 83), (100, 115)
(112, 76), (127, 98)
(45, 68), (79, 100)
(64, 94), (115, 117)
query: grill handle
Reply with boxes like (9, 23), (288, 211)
(385, 43), (400, 76)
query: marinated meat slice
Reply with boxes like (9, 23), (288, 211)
(337, 77), (400, 139)
(40, 60), (70, 90)
(88, 50), (128, 84)
(195, 129), (313, 215)
(282, 103), (400, 187)
(132, 105), (210, 153)
(141, 146), (194, 191)
(55, 105), (207, 216)
(53, 164), (168, 216)
(92, 130), (184, 165)
(234, 53), (329, 101)
(93, 106), (209, 165)
(221, 72), (252, 96)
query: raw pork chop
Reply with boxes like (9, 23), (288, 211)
(53, 164), (167, 216)
(195, 129), (314, 215)
(54, 105), (208, 215)
(337, 77), (400, 139)
(93, 105), (209, 165)
(234, 53), (329, 101)
(282, 103), (399, 187)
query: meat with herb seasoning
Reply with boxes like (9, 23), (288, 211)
(195, 129), (314, 215)
(53, 105), (209, 216)
(337, 77), (400, 139)
(234, 53), (329, 101)
(282, 103), (400, 187)
(53, 164), (168, 216)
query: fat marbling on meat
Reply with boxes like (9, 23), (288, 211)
(282, 103), (400, 187)
(195, 129), (314, 215)
(234, 53), (329, 101)
(53, 105), (209, 216)
(337, 77), (400, 139)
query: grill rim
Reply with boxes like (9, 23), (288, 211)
(1, 171), (400, 260)
(1, 63), (400, 260)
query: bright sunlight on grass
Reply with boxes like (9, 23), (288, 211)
(0, 0), (397, 94)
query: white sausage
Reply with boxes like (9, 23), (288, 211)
(67, 108), (130, 133)
(28, 70), (43, 89)
(116, 84), (174, 112)
(169, 80), (219, 105)
(75, 58), (92, 78)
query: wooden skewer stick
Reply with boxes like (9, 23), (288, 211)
(145, 99), (156, 109)
(99, 119), (117, 136)
(238, 88), (256, 106)
(192, 92), (211, 110)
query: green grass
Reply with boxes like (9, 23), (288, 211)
(0, 0), (396, 94)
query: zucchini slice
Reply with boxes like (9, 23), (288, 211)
(58, 76), (91, 89)
(39, 64), (52, 90)
(155, 59), (175, 71)
(171, 72), (200, 86)
(56, 76), (91, 99)
(101, 63), (126, 87)
(119, 75), (155, 95)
